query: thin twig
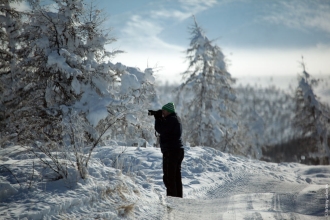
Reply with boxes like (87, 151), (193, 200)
(84, 111), (127, 167)
(112, 146), (128, 167)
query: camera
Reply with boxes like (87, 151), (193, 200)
(148, 110), (156, 116)
(148, 110), (162, 118)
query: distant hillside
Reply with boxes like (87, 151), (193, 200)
(236, 84), (296, 147)
(261, 136), (330, 165)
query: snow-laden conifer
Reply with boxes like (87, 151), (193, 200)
(1, 0), (158, 179)
(177, 17), (240, 154)
(293, 59), (330, 164)
(0, 0), (28, 142)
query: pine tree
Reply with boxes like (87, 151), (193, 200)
(0, 0), (24, 77)
(109, 66), (158, 147)
(5, 0), (90, 152)
(177, 17), (239, 153)
(293, 58), (330, 164)
(0, 0), (27, 142)
(1, 0), (158, 178)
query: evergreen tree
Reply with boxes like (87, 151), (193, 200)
(177, 17), (239, 153)
(1, 0), (158, 178)
(293, 59), (330, 164)
(0, 0), (27, 142)
(110, 66), (158, 147)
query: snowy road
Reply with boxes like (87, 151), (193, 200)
(165, 166), (326, 220)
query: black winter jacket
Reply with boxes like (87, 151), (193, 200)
(155, 112), (184, 153)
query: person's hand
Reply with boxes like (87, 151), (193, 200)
(154, 110), (163, 119)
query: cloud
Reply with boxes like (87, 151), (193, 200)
(151, 9), (191, 21)
(111, 44), (330, 86)
(10, 1), (30, 12)
(112, 48), (187, 84)
(108, 0), (329, 86)
(118, 0), (218, 48)
(118, 15), (184, 54)
(110, 11), (186, 83)
(123, 15), (163, 37)
(179, 0), (218, 9)
(178, 0), (218, 16)
(263, 0), (330, 34)
(148, 0), (218, 22)
(110, 0), (218, 80)
(224, 44), (330, 78)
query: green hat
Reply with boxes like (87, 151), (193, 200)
(162, 102), (175, 113)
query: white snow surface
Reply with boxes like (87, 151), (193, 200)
(0, 145), (329, 219)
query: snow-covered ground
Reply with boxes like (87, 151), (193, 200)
(1, 145), (329, 219)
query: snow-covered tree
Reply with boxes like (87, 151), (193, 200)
(0, 0), (28, 143)
(177, 17), (240, 153)
(293, 59), (330, 164)
(1, 0), (158, 179)
(0, 0), (25, 78)
(108, 66), (158, 147)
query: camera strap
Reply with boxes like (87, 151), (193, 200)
(155, 131), (160, 148)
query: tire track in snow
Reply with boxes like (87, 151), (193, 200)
(161, 150), (325, 220)
(246, 194), (253, 210)
(185, 165), (251, 199)
(272, 192), (304, 220)
(206, 166), (260, 199)
(272, 193), (283, 220)
(169, 165), (318, 219)
(167, 197), (228, 220)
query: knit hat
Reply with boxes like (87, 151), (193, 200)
(162, 102), (175, 113)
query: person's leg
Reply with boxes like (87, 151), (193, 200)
(165, 151), (181, 197)
(176, 149), (184, 198)
(162, 152), (170, 196)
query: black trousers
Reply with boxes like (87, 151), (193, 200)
(162, 149), (184, 198)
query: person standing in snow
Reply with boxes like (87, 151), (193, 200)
(153, 102), (184, 198)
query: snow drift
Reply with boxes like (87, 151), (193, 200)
(1, 145), (328, 219)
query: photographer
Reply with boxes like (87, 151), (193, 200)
(149, 102), (184, 198)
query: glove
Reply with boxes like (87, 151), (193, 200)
(154, 110), (163, 119)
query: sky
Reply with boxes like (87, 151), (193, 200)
(97, 0), (330, 86)
(13, 0), (330, 87)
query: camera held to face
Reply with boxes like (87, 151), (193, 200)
(148, 110), (162, 118)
